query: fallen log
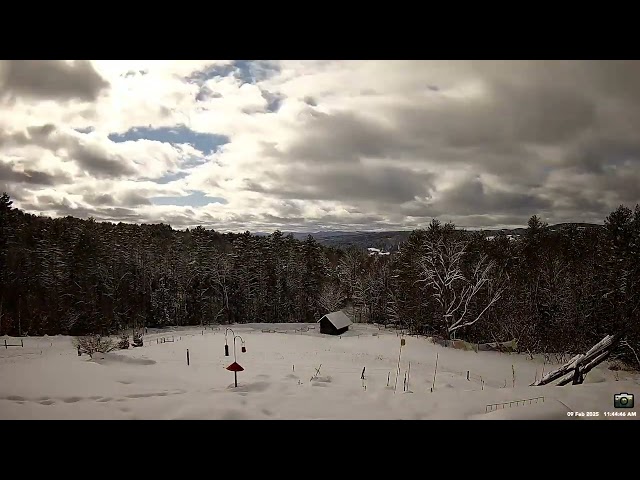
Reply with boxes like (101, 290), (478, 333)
(532, 354), (583, 386)
(531, 332), (623, 386)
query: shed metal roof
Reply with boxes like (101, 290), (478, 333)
(318, 310), (353, 330)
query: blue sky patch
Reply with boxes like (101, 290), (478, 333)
(152, 171), (190, 184)
(186, 60), (281, 86)
(150, 191), (227, 207)
(108, 125), (229, 156)
(186, 61), (282, 104)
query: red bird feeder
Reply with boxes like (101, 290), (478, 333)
(226, 361), (244, 387)
(226, 362), (244, 372)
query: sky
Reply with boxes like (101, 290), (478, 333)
(1, 60), (639, 232)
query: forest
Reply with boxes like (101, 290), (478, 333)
(0, 192), (639, 366)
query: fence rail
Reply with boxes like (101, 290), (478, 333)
(4, 339), (24, 348)
(485, 396), (545, 413)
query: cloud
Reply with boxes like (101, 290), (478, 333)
(245, 165), (434, 204)
(0, 159), (73, 186)
(0, 60), (109, 102)
(3, 60), (640, 231)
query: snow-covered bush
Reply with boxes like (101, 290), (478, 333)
(73, 335), (117, 358)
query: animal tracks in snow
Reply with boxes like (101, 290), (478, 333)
(0, 389), (187, 406)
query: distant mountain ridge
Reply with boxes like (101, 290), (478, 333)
(255, 223), (603, 251)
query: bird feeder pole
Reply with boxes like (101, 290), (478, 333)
(233, 335), (246, 362)
(225, 336), (246, 388)
(224, 328), (235, 356)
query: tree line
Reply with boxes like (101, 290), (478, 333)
(0, 193), (638, 366)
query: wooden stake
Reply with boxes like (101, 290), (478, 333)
(431, 353), (439, 392)
(394, 339), (403, 393)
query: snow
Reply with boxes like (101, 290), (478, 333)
(1, 325), (638, 419)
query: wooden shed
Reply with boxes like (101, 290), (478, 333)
(318, 311), (353, 335)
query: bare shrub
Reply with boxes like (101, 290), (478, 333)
(118, 334), (130, 350)
(73, 335), (117, 358)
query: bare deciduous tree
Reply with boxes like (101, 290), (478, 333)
(318, 282), (343, 313)
(418, 238), (506, 338)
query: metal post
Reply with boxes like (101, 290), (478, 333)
(233, 335), (245, 362)
(234, 371), (238, 388)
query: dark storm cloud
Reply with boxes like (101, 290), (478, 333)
(581, 60), (640, 103)
(388, 83), (595, 149)
(274, 76), (596, 171)
(257, 61), (640, 228)
(543, 180), (610, 214)
(567, 137), (640, 174)
(0, 61), (109, 101)
(434, 178), (553, 216)
(277, 110), (395, 164)
(245, 165), (434, 204)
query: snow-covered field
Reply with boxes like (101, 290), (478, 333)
(1, 324), (638, 419)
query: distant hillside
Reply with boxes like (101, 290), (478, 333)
(279, 223), (603, 251)
(304, 231), (413, 251)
